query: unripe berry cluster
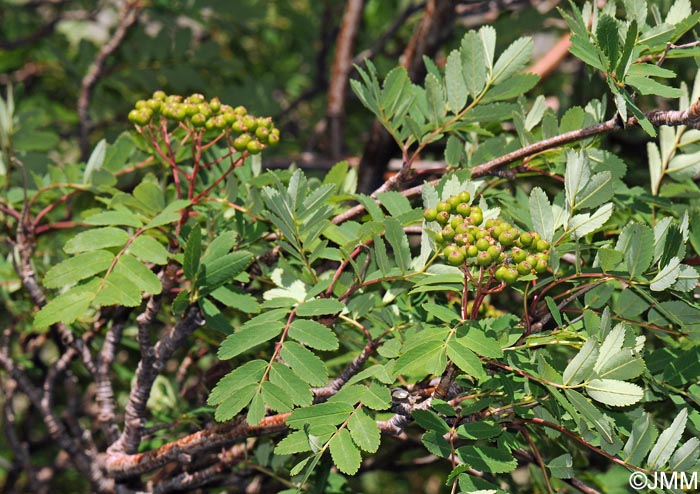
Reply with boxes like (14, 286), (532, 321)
(424, 192), (550, 285)
(127, 91), (280, 155)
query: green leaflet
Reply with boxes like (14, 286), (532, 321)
(34, 279), (100, 328)
(64, 227), (130, 254)
(288, 319), (339, 351)
(43, 250), (114, 288)
(647, 409), (688, 469)
(563, 337), (598, 386)
(280, 341), (327, 386)
(348, 408), (381, 453)
(330, 428), (361, 475)
(296, 298), (344, 317)
(624, 413), (658, 465)
(585, 378), (643, 406)
(183, 227), (201, 281)
(217, 318), (284, 360)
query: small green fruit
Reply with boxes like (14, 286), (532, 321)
(458, 191), (471, 203)
(517, 261), (533, 276)
(456, 203), (471, 216)
(246, 139), (263, 154)
(447, 249), (466, 266)
(519, 232), (533, 247)
(437, 202), (451, 214)
(436, 211), (450, 225)
(233, 133), (252, 151)
(476, 251), (492, 267)
(476, 238), (490, 251)
(423, 208), (438, 222)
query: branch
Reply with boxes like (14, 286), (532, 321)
(326, 0), (366, 159)
(78, 1), (141, 160)
(104, 414), (289, 478)
(332, 100), (700, 225)
(109, 305), (205, 455)
(313, 339), (382, 398)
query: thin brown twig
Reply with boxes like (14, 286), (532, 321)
(78, 1), (142, 159)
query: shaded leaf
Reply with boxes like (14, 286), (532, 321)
(280, 341), (328, 387)
(349, 408), (381, 453)
(648, 409), (687, 469)
(330, 428), (362, 475)
(43, 250), (114, 288)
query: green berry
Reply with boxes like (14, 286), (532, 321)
(233, 133), (252, 151)
(246, 139), (263, 154)
(487, 245), (501, 259)
(447, 195), (461, 211)
(242, 115), (257, 132)
(267, 133), (280, 146)
(466, 245), (478, 257)
(511, 247), (527, 263)
(495, 266), (509, 281)
(517, 261), (533, 276)
(153, 90), (166, 100)
(536, 239), (550, 252)
(450, 215), (464, 229)
(423, 208), (438, 222)
(534, 259), (548, 273)
(456, 203), (471, 216)
(209, 97), (221, 113)
(437, 202), (451, 214)
(191, 113), (207, 128)
(458, 191), (471, 203)
(476, 238), (490, 251)
(454, 233), (468, 246)
(442, 226), (456, 241)
(502, 267), (519, 285)
(519, 232), (533, 247)
(256, 126), (270, 143)
(470, 209), (484, 226)
(447, 249), (466, 266)
(128, 109), (152, 126)
(476, 251), (493, 267)
(436, 211), (450, 225)
(498, 230), (516, 247)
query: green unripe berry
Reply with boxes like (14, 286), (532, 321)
(454, 222), (469, 235)
(535, 239), (550, 252)
(232, 119), (246, 134)
(447, 249), (466, 266)
(498, 230), (516, 247)
(476, 251), (493, 266)
(128, 109), (150, 126)
(436, 211), (450, 225)
(423, 208), (438, 222)
(447, 195), (461, 211)
(487, 245), (501, 259)
(475, 229), (488, 240)
(458, 191), (471, 203)
(519, 232), (533, 247)
(153, 90), (166, 100)
(209, 97), (221, 113)
(135, 99), (148, 109)
(442, 226), (456, 241)
(256, 126), (270, 143)
(495, 266), (509, 281)
(502, 267), (519, 285)
(242, 115), (257, 132)
(454, 233), (468, 246)
(466, 245), (478, 257)
(456, 203), (471, 216)
(145, 99), (161, 112)
(443, 244), (458, 257)
(534, 259), (548, 273)
(267, 133), (280, 146)
(434, 231), (444, 244)
(517, 261), (533, 276)
(450, 215), (464, 229)
(476, 238), (490, 251)
(511, 247), (527, 263)
(191, 113), (207, 128)
(526, 255), (537, 266)
(436, 202), (451, 214)
(246, 139), (263, 154)
(469, 210), (484, 226)
(185, 104), (199, 116)
(233, 133), (252, 151)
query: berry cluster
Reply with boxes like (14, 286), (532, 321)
(127, 91), (280, 155)
(424, 192), (550, 285)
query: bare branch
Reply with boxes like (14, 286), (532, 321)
(78, 1), (142, 160)
(327, 0), (366, 159)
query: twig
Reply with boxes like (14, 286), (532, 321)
(327, 0), (366, 159)
(110, 305), (205, 455)
(313, 339), (382, 398)
(78, 1), (142, 159)
(104, 414), (289, 478)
